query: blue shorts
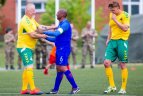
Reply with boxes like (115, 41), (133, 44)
(56, 47), (70, 66)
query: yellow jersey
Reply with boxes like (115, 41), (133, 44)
(109, 11), (130, 40)
(17, 15), (39, 49)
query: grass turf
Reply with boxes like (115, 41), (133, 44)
(0, 65), (143, 96)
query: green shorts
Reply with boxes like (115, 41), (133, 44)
(17, 48), (34, 66)
(105, 39), (128, 62)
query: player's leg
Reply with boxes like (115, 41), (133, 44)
(104, 40), (117, 94)
(59, 65), (80, 94)
(17, 48), (30, 94)
(48, 66), (64, 94)
(17, 48), (43, 95)
(48, 48), (79, 94)
(117, 40), (128, 94)
(58, 49), (79, 94)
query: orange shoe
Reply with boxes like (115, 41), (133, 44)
(30, 88), (44, 95)
(20, 89), (30, 94)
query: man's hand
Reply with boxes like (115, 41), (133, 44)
(112, 13), (117, 21)
(43, 68), (48, 75)
(50, 25), (57, 29)
(40, 34), (47, 38)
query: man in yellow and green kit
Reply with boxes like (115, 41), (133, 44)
(17, 3), (54, 95)
(104, 1), (130, 95)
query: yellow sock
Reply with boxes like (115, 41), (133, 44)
(22, 69), (28, 90)
(27, 68), (36, 90)
(105, 67), (115, 87)
(121, 68), (128, 90)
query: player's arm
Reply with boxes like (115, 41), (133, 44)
(22, 20), (47, 39)
(40, 25), (57, 30)
(28, 32), (47, 39)
(43, 23), (68, 37)
(45, 36), (56, 42)
(112, 13), (129, 32)
(37, 25), (57, 33)
(40, 38), (55, 46)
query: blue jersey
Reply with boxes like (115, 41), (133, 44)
(55, 19), (71, 49)
(43, 19), (72, 65)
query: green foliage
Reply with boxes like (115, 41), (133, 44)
(40, 0), (90, 31)
(0, 0), (6, 7)
(40, 0), (55, 25)
(60, 0), (90, 31)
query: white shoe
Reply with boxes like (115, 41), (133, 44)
(104, 86), (117, 94)
(118, 89), (126, 94)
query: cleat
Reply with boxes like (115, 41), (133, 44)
(20, 89), (30, 94)
(118, 89), (126, 94)
(104, 86), (116, 94)
(46, 89), (58, 94)
(30, 88), (44, 95)
(69, 87), (80, 94)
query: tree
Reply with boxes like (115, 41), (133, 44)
(0, 0), (6, 7)
(40, 0), (90, 32)
(40, 0), (105, 32)
(0, 0), (6, 32)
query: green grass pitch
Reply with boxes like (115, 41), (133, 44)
(0, 65), (143, 96)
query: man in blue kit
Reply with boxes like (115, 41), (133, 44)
(43, 9), (80, 94)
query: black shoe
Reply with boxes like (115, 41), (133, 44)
(36, 64), (40, 69)
(10, 66), (15, 70)
(69, 87), (80, 94)
(91, 65), (94, 68)
(81, 65), (85, 69)
(46, 89), (58, 94)
(41, 66), (45, 69)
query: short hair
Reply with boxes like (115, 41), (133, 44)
(5, 27), (12, 33)
(59, 9), (67, 17)
(108, 1), (120, 9)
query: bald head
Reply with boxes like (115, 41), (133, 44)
(57, 9), (67, 21)
(25, 3), (36, 18)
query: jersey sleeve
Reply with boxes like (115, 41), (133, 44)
(122, 12), (130, 26)
(57, 22), (69, 34)
(33, 19), (40, 27)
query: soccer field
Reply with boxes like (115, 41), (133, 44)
(0, 64), (143, 96)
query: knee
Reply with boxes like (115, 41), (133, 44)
(104, 60), (111, 68)
(119, 62), (126, 69)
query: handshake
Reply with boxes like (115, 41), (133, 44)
(35, 25), (57, 40)
(36, 25), (57, 33)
